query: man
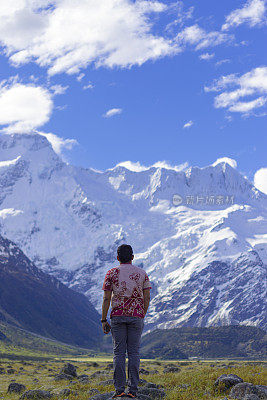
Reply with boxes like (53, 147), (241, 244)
(101, 244), (152, 399)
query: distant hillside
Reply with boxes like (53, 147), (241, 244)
(0, 234), (102, 348)
(141, 325), (267, 359)
(0, 322), (92, 359)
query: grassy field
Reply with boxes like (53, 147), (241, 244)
(0, 356), (266, 399)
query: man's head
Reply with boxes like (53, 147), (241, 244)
(117, 244), (134, 264)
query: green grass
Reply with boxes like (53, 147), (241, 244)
(0, 357), (266, 400)
(0, 322), (94, 359)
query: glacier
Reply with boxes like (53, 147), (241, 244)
(0, 132), (266, 332)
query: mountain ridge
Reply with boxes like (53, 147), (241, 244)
(0, 132), (266, 331)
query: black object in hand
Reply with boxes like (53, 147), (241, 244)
(104, 324), (111, 334)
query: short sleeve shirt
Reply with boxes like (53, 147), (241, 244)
(102, 264), (152, 318)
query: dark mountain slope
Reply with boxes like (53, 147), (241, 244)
(141, 325), (267, 359)
(0, 234), (102, 348)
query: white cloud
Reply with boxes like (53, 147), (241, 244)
(212, 157), (237, 169)
(215, 59), (231, 67)
(222, 0), (266, 31)
(183, 120), (194, 128)
(83, 82), (94, 90)
(199, 52), (215, 60)
(114, 160), (189, 172)
(37, 131), (77, 155)
(0, 81), (53, 133)
(0, 0), (179, 75)
(254, 167), (267, 194)
(205, 66), (267, 114)
(77, 73), (85, 82)
(50, 84), (68, 95)
(176, 24), (233, 50)
(103, 108), (122, 118)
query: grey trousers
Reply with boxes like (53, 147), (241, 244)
(110, 315), (144, 393)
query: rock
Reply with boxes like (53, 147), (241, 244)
(244, 395), (260, 400)
(137, 387), (166, 399)
(89, 392), (116, 400)
(60, 362), (77, 377)
(163, 366), (180, 373)
(255, 385), (267, 399)
(90, 370), (111, 378)
(77, 374), (90, 383)
(54, 373), (74, 381)
(140, 368), (150, 375)
(144, 383), (163, 389)
(8, 383), (26, 393)
(20, 390), (52, 399)
(229, 382), (267, 399)
(89, 393), (150, 400)
(215, 374), (243, 390)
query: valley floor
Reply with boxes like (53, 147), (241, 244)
(0, 357), (266, 399)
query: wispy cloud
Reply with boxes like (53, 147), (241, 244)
(50, 84), (69, 95)
(183, 120), (194, 129)
(83, 83), (94, 90)
(103, 108), (122, 118)
(199, 53), (215, 60)
(176, 25), (233, 50)
(205, 66), (267, 115)
(215, 59), (231, 67)
(222, 0), (266, 30)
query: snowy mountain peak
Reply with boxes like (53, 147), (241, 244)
(0, 133), (64, 177)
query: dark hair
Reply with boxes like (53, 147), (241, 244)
(117, 244), (133, 263)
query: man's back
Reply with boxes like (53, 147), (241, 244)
(102, 263), (152, 318)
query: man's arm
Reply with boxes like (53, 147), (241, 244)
(102, 290), (112, 320)
(143, 288), (150, 316)
(101, 290), (112, 334)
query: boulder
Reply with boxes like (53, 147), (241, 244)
(215, 374), (243, 390)
(229, 382), (267, 399)
(137, 387), (166, 399)
(8, 383), (26, 393)
(20, 389), (52, 399)
(54, 373), (74, 381)
(60, 362), (77, 377)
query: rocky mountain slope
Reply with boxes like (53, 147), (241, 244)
(0, 132), (266, 332)
(0, 233), (101, 348)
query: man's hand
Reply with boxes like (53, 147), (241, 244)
(102, 321), (111, 334)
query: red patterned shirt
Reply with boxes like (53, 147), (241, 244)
(102, 264), (152, 318)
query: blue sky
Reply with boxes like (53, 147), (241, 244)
(0, 0), (266, 189)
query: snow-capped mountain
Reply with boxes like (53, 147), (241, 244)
(0, 133), (266, 332)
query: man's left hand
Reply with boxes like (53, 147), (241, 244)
(102, 321), (111, 334)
